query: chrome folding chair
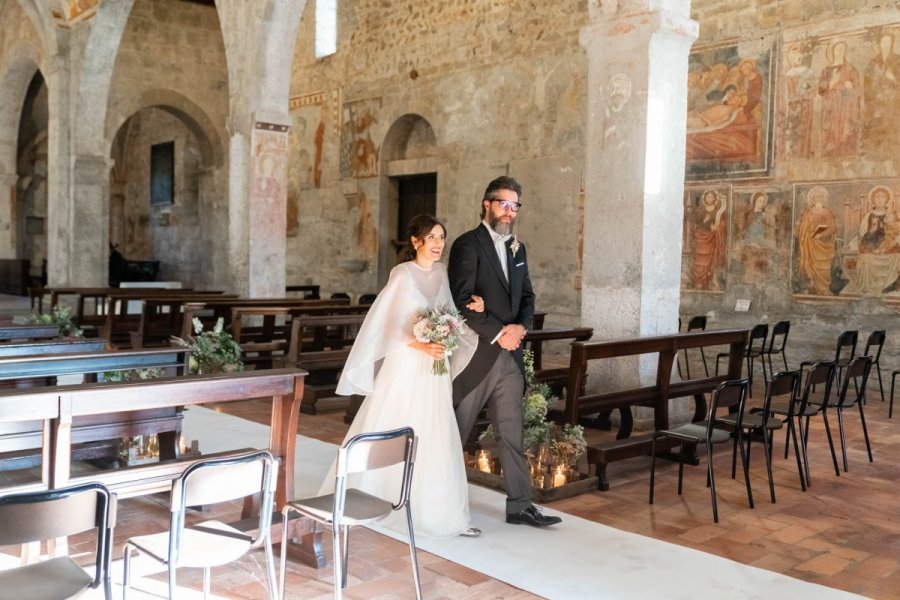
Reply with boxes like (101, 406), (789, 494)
(279, 427), (421, 600)
(123, 450), (279, 600)
(0, 482), (116, 600)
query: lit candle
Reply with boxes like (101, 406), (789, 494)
(553, 466), (566, 487)
(477, 450), (492, 473)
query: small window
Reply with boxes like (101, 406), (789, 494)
(315, 0), (337, 58)
(150, 141), (175, 206)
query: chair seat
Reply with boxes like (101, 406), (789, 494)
(656, 422), (730, 444)
(731, 412), (784, 430)
(0, 556), (92, 600)
(288, 488), (394, 526)
(127, 519), (252, 569)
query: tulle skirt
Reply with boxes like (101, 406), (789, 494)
(319, 346), (471, 537)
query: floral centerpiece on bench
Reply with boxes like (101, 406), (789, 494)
(172, 317), (243, 374)
(27, 305), (83, 338)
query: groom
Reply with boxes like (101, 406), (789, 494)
(448, 175), (562, 528)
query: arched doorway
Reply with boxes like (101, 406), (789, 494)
(108, 94), (224, 289)
(379, 114), (438, 284)
(15, 71), (49, 287)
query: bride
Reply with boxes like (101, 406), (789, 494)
(321, 214), (482, 537)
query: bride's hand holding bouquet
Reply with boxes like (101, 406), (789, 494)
(412, 305), (467, 376)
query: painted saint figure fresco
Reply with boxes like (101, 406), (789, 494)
(818, 41), (862, 159)
(841, 186), (900, 295)
(863, 32), (900, 162)
(797, 186), (837, 295)
(689, 190), (728, 291)
(782, 44), (816, 158)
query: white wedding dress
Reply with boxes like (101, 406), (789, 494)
(319, 261), (477, 537)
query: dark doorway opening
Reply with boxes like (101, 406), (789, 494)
(393, 173), (436, 260)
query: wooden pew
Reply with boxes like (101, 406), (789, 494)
(0, 367), (325, 568)
(0, 347), (191, 473)
(0, 324), (61, 342)
(101, 293), (238, 348)
(281, 314), (366, 416)
(524, 326), (594, 396)
(181, 297), (354, 337)
(565, 329), (748, 490)
(0, 339), (106, 358)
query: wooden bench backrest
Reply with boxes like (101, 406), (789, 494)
(286, 314), (367, 365)
(0, 324), (61, 342)
(0, 347), (190, 382)
(565, 329), (748, 428)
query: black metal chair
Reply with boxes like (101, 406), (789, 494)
(722, 370), (800, 503)
(800, 329), (857, 393)
(761, 320), (790, 380)
(717, 324), (768, 397)
(769, 362), (835, 490)
(807, 356), (873, 476)
(862, 330), (885, 402)
(650, 379), (753, 523)
(682, 316), (710, 379)
(358, 293), (377, 305)
(0, 482), (116, 600)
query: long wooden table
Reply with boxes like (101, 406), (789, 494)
(0, 367), (325, 567)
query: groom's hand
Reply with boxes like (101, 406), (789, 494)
(497, 324), (527, 351)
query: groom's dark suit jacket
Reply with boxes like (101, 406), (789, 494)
(448, 223), (535, 402)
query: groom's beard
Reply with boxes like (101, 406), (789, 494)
(489, 215), (515, 236)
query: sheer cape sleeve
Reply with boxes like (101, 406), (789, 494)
(335, 262), (476, 396)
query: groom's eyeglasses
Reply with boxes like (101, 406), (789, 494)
(489, 199), (522, 212)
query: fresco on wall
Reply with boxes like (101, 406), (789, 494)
(340, 98), (381, 178)
(792, 180), (900, 298)
(731, 189), (790, 284)
(685, 43), (774, 180)
(780, 27), (900, 179)
(682, 187), (730, 292)
(51, 0), (99, 26)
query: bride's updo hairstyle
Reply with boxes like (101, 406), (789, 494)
(403, 214), (447, 261)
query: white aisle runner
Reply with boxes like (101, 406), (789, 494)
(184, 407), (867, 600)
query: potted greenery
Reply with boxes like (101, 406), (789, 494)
(171, 317), (243, 374)
(480, 350), (587, 485)
(27, 305), (83, 338)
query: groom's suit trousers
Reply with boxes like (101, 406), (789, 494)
(455, 350), (531, 514)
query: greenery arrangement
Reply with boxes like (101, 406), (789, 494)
(171, 317), (243, 374)
(101, 367), (167, 382)
(480, 350), (587, 470)
(27, 305), (83, 338)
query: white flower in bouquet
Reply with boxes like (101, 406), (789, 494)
(413, 305), (466, 375)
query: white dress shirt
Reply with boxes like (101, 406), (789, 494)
(483, 221), (511, 282)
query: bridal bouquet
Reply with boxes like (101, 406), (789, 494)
(413, 305), (466, 375)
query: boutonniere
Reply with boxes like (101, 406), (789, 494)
(510, 236), (521, 256)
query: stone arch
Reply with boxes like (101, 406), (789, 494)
(377, 113), (440, 283)
(0, 39), (44, 260)
(107, 88), (225, 169)
(0, 39), (43, 175)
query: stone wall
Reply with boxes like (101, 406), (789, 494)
(681, 1), (900, 371)
(112, 108), (203, 286)
(287, 0), (587, 322)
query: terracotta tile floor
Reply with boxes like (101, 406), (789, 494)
(209, 383), (900, 600)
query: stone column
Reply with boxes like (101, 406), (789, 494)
(44, 56), (73, 286)
(579, 5), (698, 423)
(69, 154), (111, 286)
(0, 174), (17, 259)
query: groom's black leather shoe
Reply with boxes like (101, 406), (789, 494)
(506, 506), (562, 527)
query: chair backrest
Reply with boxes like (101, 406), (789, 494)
(335, 427), (417, 512)
(748, 323), (769, 354)
(0, 482), (115, 590)
(797, 360), (836, 415)
(358, 293), (377, 305)
(835, 330), (858, 362)
(766, 320), (790, 353)
(708, 378), (749, 436)
(836, 355), (872, 408)
(864, 330), (886, 364)
(170, 450), (278, 555)
(687, 316), (707, 331)
(762, 370), (800, 418)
